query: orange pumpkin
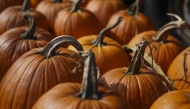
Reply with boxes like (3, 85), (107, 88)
(85, 0), (127, 26)
(68, 17), (130, 76)
(0, 0), (49, 34)
(106, 1), (155, 45)
(127, 13), (186, 74)
(98, 38), (174, 109)
(0, 36), (84, 109)
(0, 13), (54, 81)
(54, 0), (102, 39)
(32, 49), (132, 109)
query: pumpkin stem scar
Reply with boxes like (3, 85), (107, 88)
(40, 35), (84, 58)
(70, 0), (82, 12)
(92, 17), (123, 46)
(125, 38), (147, 75)
(20, 0), (30, 11)
(152, 13), (188, 42)
(21, 13), (36, 39)
(53, 0), (62, 3)
(76, 49), (100, 99)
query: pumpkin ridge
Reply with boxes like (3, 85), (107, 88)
(134, 75), (142, 109)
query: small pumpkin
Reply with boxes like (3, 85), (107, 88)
(54, 0), (102, 39)
(32, 49), (132, 109)
(127, 13), (186, 74)
(0, 13), (54, 81)
(85, 0), (127, 26)
(0, 0), (49, 34)
(167, 47), (190, 90)
(150, 89), (190, 109)
(36, 0), (72, 34)
(68, 17), (130, 76)
(0, 36), (84, 109)
(98, 38), (174, 109)
(106, 0), (155, 45)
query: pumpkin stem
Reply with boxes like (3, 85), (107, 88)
(125, 38), (148, 75)
(21, 0), (30, 11)
(92, 17), (123, 46)
(53, 0), (62, 3)
(70, 0), (82, 12)
(152, 13), (188, 42)
(40, 35), (84, 58)
(76, 49), (99, 99)
(127, 0), (139, 16)
(21, 13), (36, 39)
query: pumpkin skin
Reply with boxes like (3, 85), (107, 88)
(150, 89), (190, 109)
(36, 0), (72, 34)
(167, 47), (190, 90)
(85, 0), (127, 26)
(0, 1), (49, 34)
(32, 49), (132, 109)
(106, 10), (156, 45)
(54, 0), (102, 39)
(0, 36), (84, 109)
(0, 0), (17, 13)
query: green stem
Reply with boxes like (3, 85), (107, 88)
(20, 0), (30, 11)
(92, 17), (123, 46)
(70, 0), (82, 12)
(53, 0), (62, 3)
(125, 38), (148, 75)
(152, 13), (188, 42)
(76, 49), (99, 99)
(21, 13), (36, 39)
(40, 35), (84, 58)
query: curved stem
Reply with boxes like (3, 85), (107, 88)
(70, 0), (82, 12)
(92, 17), (123, 46)
(125, 38), (147, 75)
(21, 13), (36, 39)
(40, 35), (84, 58)
(127, 0), (139, 16)
(152, 13), (188, 42)
(21, 0), (30, 11)
(53, 0), (62, 3)
(76, 49), (99, 99)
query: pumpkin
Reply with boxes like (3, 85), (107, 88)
(0, 0), (49, 35)
(0, 0), (17, 13)
(167, 47), (190, 90)
(106, 0), (155, 45)
(0, 36), (84, 109)
(85, 0), (127, 26)
(0, 13), (54, 81)
(17, 0), (43, 8)
(32, 49), (132, 109)
(36, 0), (72, 34)
(68, 17), (130, 76)
(98, 38), (174, 109)
(54, 0), (102, 39)
(150, 89), (190, 109)
(127, 13), (186, 74)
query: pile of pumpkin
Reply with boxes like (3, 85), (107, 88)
(0, 0), (189, 109)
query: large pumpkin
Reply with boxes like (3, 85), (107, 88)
(127, 13), (186, 74)
(0, 13), (54, 81)
(98, 38), (174, 109)
(68, 17), (130, 76)
(150, 89), (190, 109)
(32, 49), (132, 109)
(106, 0), (155, 45)
(36, 0), (72, 34)
(85, 0), (127, 26)
(54, 0), (102, 39)
(167, 47), (190, 90)
(0, 36), (84, 109)
(0, 0), (49, 35)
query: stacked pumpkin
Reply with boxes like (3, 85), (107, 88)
(0, 0), (189, 109)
